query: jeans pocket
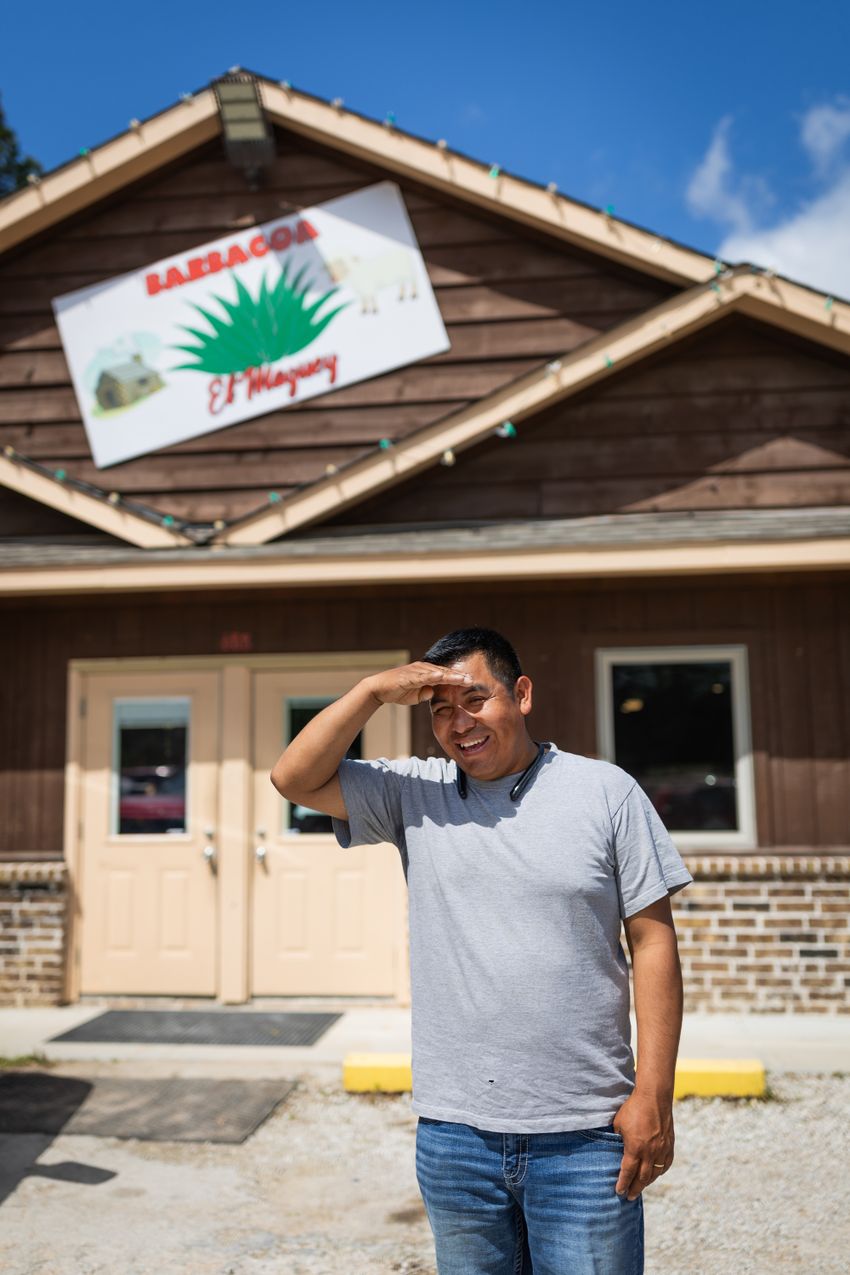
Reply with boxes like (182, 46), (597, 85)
(576, 1124), (624, 1144)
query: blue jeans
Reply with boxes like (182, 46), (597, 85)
(415, 1117), (643, 1275)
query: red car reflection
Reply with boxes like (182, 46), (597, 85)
(119, 767), (185, 827)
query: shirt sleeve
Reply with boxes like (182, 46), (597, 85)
(610, 781), (693, 919)
(332, 757), (405, 850)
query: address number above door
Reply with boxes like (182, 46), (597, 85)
(52, 182), (450, 469)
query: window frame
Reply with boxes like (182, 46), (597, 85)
(594, 644), (757, 851)
(109, 695), (192, 839)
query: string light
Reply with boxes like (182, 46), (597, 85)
(78, 148), (90, 157)
(280, 80), (292, 92)
(825, 296), (834, 311)
(332, 97), (344, 110)
(107, 491), (121, 504)
(546, 181), (558, 194)
(546, 360), (562, 374)
(267, 491), (282, 503)
(3, 445), (15, 458)
(162, 514), (175, 526)
(713, 260), (724, 275)
(651, 239), (663, 253)
(604, 355), (614, 369)
(378, 438), (393, 450)
(436, 138), (448, 151)
(54, 468), (67, 482)
(603, 204), (615, 218)
(27, 173), (41, 186)
(213, 519), (226, 531)
(129, 119), (141, 131)
(495, 421), (517, 439)
(384, 111), (396, 128)
(180, 92), (194, 104)
(325, 463), (339, 475)
(711, 282), (722, 295)
(488, 164), (501, 179)
(440, 449), (456, 466)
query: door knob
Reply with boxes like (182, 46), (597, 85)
(202, 842), (217, 873)
(255, 844), (267, 864)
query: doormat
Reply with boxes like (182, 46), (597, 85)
(0, 1072), (295, 1143)
(49, 1009), (341, 1047)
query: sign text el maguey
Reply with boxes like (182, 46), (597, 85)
(53, 183), (450, 468)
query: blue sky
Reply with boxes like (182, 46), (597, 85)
(4, 0), (850, 294)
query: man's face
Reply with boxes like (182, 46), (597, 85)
(427, 650), (534, 781)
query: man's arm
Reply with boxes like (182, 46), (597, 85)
(269, 662), (472, 819)
(613, 894), (683, 1200)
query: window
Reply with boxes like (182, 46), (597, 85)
(595, 646), (756, 849)
(283, 697), (362, 836)
(111, 698), (189, 836)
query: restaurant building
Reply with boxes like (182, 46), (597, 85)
(1, 73), (848, 1010)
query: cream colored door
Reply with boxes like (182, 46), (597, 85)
(79, 671), (219, 995)
(251, 669), (407, 996)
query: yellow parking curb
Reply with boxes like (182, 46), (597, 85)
(343, 1052), (412, 1092)
(673, 1059), (766, 1099)
(343, 1054), (766, 1098)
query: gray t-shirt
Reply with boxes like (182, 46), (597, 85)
(333, 744), (692, 1133)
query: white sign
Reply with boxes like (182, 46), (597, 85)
(53, 183), (450, 469)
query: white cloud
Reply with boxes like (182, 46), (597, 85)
(686, 104), (850, 298)
(800, 100), (850, 175)
(718, 172), (850, 297)
(685, 117), (752, 233)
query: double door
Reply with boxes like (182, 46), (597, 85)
(71, 658), (408, 1001)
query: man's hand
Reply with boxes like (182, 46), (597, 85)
(270, 662), (472, 815)
(366, 662), (472, 707)
(612, 1091), (674, 1200)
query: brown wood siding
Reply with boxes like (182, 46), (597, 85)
(1, 573), (848, 858)
(0, 132), (673, 528)
(325, 315), (850, 527)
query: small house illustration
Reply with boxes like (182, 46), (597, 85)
(95, 354), (164, 410)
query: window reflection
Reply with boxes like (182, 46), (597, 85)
(611, 662), (737, 832)
(285, 698), (362, 835)
(113, 699), (189, 835)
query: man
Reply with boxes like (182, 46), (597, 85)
(271, 628), (692, 1275)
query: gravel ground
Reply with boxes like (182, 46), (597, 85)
(0, 1067), (847, 1274)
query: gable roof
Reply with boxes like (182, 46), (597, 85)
(217, 266), (850, 545)
(3, 262), (848, 549)
(0, 450), (195, 547)
(2, 73), (849, 550)
(1, 73), (715, 288)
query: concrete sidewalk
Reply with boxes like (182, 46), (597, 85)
(1, 1003), (848, 1076)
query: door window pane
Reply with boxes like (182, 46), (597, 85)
(610, 661), (737, 832)
(284, 698), (362, 835)
(113, 699), (189, 835)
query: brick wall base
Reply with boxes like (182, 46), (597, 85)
(0, 863), (68, 1007)
(674, 857), (850, 1012)
(1, 857), (848, 1010)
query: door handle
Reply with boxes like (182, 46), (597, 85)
(202, 841), (217, 873)
(255, 844), (267, 865)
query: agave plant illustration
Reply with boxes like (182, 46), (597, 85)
(172, 263), (348, 374)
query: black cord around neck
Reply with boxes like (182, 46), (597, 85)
(456, 742), (549, 802)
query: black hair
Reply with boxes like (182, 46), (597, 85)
(422, 627), (523, 690)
